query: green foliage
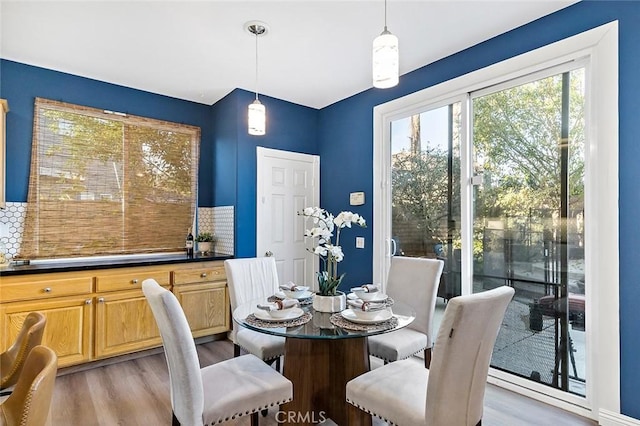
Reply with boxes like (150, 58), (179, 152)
(316, 270), (344, 297)
(473, 70), (585, 219)
(195, 232), (216, 242)
(392, 146), (461, 245)
(390, 69), (585, 265)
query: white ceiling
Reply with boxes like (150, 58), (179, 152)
(0, 0), (577, 109)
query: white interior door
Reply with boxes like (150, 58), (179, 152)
(256, 147), (319, 287)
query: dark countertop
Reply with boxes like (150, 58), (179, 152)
(0, 252), (234, 276)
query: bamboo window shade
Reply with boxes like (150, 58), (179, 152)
(19, 98), (200, 260)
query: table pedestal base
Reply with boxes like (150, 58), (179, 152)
(281, 337), (372, 426)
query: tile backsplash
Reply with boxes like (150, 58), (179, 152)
(0, 203), (234, 260)
(0, 202), (26, 259)
(198, 206), (234, 255)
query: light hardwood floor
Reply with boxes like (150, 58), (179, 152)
(45, 339), (597, 426)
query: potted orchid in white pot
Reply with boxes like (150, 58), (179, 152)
(300, 207), (366, 312)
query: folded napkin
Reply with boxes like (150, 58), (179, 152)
(347, 299), (387, 312)
(279, 282), (310, 292)
(257, 299), (299, 312)
(351, 284), (380, 293)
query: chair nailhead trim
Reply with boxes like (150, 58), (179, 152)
(371, 346), (427, 362)
(209, 398), (293, 425)
(346, 398), (398, 426)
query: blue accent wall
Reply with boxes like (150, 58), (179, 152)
(318, 1), (640, 419)
(233, 89), (319, 258)
(210, 90), (239, 207)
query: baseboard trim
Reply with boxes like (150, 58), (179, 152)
(599, 410), (640, 426)
(57, 333), (224, 376)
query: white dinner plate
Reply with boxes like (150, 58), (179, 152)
(254, 307), (304, 322)
(274, 290), (314, 300)
(347, 292), (389, 302)
(340, 308), (393, 324)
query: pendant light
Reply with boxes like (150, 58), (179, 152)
(246, 21), (267, 135)
(372, 0), (399, 89)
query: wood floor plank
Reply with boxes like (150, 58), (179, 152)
(44, 339), (596, 425)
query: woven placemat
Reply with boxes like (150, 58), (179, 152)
(268, 295), (314, 306)
(329, 313), (399, 331)
(245, 312), (312, 328)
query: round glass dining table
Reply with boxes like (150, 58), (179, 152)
(233, 297), (416, 426)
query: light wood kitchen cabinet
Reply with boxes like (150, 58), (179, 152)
(0, 295), (93, 367)
(0, 259), (230, 367)
(172, 261), (230, 338)
(93, 266), (171, 358)
(94, 289), (165, 358)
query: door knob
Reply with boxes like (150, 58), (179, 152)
(265, 251), (273, 257)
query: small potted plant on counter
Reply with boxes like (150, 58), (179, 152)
(195, 232), (216, 254)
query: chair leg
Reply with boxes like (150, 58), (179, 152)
(234, 343), (241, 358)
(172, 412), (180, 426)
(251, 412), (259, 426)
(275, 356), (281, 372)
(424, 347), (432, 368)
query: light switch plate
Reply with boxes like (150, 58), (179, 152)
(350, 191), (365, 206)
(355, 237), (365, 249)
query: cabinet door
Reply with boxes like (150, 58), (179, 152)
(0, 296), (93, 367)
(173, 282), (229, 338)
(94, 289), (163, 358)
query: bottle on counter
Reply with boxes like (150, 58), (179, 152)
(186, 228), (194, 258)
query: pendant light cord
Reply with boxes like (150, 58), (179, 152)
(254, 31), (259, 101)
(384, 0), (388, 31)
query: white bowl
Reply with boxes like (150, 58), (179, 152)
(351, 307), (389, 320)
(268, 307), (297, 319)
(352, 288), (380, 301)
(282, 288), (309, 299)
(282, 289), (305, 299)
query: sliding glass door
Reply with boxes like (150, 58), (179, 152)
(385, 64), (587, 398)
(471, 67), (586, 396)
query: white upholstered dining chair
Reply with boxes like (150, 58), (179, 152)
(367, 256), (444, 367)
(224, 257), (286, 370)
(347, 286), (515, 426)
(142, 279), (292, 426)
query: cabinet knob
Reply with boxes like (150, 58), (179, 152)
(201, 273), (207, 278)
(43, 287), (52, 293)
(85, 299), (92, 305)
(132, 279), (139, 284)
(98, 297), (105, 303)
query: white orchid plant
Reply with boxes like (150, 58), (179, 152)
(299, 207), (366, 296)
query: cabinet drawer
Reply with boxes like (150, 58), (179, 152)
(173, 266), (226, 285)
(1, 277), (93, 303)
(95, 271), (170, 292)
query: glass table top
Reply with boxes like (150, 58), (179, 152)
(232, 296), (416, 340)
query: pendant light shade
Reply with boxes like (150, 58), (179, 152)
(372, 0), (399, 89)
(246, 21), (268, 136)
(248, 99), (266, 135)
